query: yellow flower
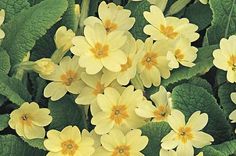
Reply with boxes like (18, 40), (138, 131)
(213, 35), (236, 83)
(91, 86), (146, 135)
(34, 58), (56, 76)
(0, 9), (5, 39)
(137, 38), (170, 88)
(75, 4), (80, 20)
(84, 1), (135, 33)
(101, 32), (140, 85)
(43, 56), (85, 101)
(136, 86), (172, 122)
(199, 0), (208, 4)
(229, 92), (236, 133)
(161, 110), (214, 156)
(197, 152), (204, 156)
(143, 6), (199, 42)
(96, 128), (148, 156)
(8, 102), (52, 139)
(160, 148), (177, 156)
(75, 72), (123, 115)
(71, 23), (127, 74)
(44, 126), (95, 156)
(166, 38), (198, 69)
(54, 26), (75, 52)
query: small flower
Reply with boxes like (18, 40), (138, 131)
(213, 35), (236, 83)
(43, 56), (85, 101)
(160, 148), (177, 156)
(196, 152), (204, 156)
(8, 102), (52, 139)
(161, 110), (214, 156)
(96, 128), (148, 156)
(54, 26), (75, 52)
(84, 1), (135, 33)
(44, 126), (95, 156)
(143, 6), (199, 42)
(199, 0), (208, 4)
(34, 58), (56, 76)
(71, 23), (127, 74)
(0, 9), (5, 39)
(136, 86), (172, 122)
(91, 86), (146, 135)
(137, 38), (170, 88)
(229, 92), (236, 133)
(166, 38), (198, 69)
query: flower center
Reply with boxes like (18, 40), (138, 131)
(141, 52), (158, 69)
(110, 105), (129, 125)
(61, 139), (78, 156)
(104, 20), (118, 33)
(175, 49), (184, 61)
(153, 105), (171, 121)
(93, 82), (105, 95)
(112, 145), (130, 156)
(228, 55), (236, 71)
(160, 25), (178, 39)
(121, 57), (132, 72)
(91, 43), (109, 59)
(60, 70), (77, 86)
(20, 114), (32, 126)
(177, 126), (193, 144)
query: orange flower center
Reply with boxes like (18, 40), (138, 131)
(121, 57), (132, 72)
(112, 145), (130, 156)
(104, 20), (118, 33)
(60, 70), (77, 86)
(20, 114), (32, 126)
(153, 105), (171, 121)
(110, 105), (129, 125)
(141, 52), (158, 69)
(61, 139), (78, 156)
(228, 55), (236, 71)
(93, 82), (105, 95)
(91, 43), (109, 59)
(175, 49), (184, 61)
(160, 25), (178, 39)
(177, 126), (193, 144)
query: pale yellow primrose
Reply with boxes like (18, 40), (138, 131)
(43, 56), (85, 101)
(9, 102), (52, 139)
(91, 86), (146, 135)
(96, 128), (148, 156)
(0, 9), (5, 39)
(213, 35), (236, 83)
(137, 38), (170, 88)
(143, 5), (199, 42)
(70, 23), (127, 74)
(35, 58), (56, 76)
(161, 110), (214, 156)
(84, 1), (135, 33)
(229, 92), (236, 133)
(136, 86), (172, 122)
(160, 148), (177, 156)
(44, 126), (95, 156)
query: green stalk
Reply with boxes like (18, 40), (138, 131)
(77, 0), (90, 35)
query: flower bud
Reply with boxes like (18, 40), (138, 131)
(35, 58), (56, 76)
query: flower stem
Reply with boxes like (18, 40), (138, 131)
(77, 0), (90, 35)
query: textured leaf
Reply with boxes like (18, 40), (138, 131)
(206, 0), (236, 45)
(187, 77), (213, 94)
(125, 0), (150, 41)
(22, 138), (46, 151)
(0, 47), (10, 74)
(0, 71), (31, 106)
(0, 0), (30, 22)
(215, 70), (227, 86)
(2, 0), (68, 67)
(88, 0), (102, 16)
(0, 114), (9, 131)
(141, 122), (171, 156)
(172, 84), (232, 143)
(49, 95), (87, 131)
(0, 135), (46, 156)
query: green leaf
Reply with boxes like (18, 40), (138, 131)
(202, 139), (236, 156)
(0, 135), (46, 156)
(184, 2), (212, 31)
(0, 47), (10, 74)
(49, 95), (87, 131)
(0, 114), (9, 131)
(187, 77), (213, 94)
(88, 0), (102, 16)
(206, 0), (236, 45)
(141, 122), (171, 156)
(216, 70), (227, 86)
(21, 138), (46, 151)
(172, 84), (232, 143)
(0, 71), (31, 106)
(125, 0), (151, 41)
(0, 0), (30, 23)
(2, 0), (68, 67)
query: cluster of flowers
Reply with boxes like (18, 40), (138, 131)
(3, 1), (232, 156)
